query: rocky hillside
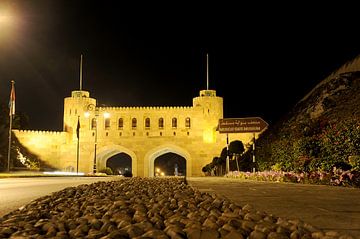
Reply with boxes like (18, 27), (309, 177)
(255, 56), (360, 172)
(290, 69), (360, 125)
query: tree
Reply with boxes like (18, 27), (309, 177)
(229, 140), (245, 171)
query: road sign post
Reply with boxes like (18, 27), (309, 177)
(226, 134), (229, 174)
(218, 117), (268, 174)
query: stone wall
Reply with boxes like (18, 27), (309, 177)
(13, 130), (67, 170)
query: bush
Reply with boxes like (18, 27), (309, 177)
(256, 118), (360, 174)
(349, 155), (360, 170)
(99, 167), (113, 175)
(226, 169), (360, 188)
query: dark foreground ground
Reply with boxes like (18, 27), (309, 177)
(0, 177), (357, 238)
(187, 177), (360, 238)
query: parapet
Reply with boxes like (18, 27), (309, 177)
(71, 90), (90, 98)
(199, 90), (216, 97)
(98, 106), (193, 111)
(14, 130), (65, 135)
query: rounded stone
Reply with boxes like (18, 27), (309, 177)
(224, 230), (244, 239)
(249, 230), (267, 239)
(200, 228), (219, 239)
(142, 229), (169, 238)
(267, 232), (289, 239)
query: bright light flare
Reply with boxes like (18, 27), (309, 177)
(84, 111), (90, 118)
(0, 14), (13, 25)
(0, 5), (20, 44)
(0, 5), (17, 27)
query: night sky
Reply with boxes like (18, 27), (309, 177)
(0, 1), (359, 131)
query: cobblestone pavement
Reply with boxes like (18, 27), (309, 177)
(187, 177), (360, 238)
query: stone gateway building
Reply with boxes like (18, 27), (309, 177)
(14, 88), (255, 177)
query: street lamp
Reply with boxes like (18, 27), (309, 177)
(85, 104), (98, 174)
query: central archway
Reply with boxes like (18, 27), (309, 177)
(154, 152), (186, 176)
(96, 145), (137, 176)
(145, 144), (192, 177)
(106, 153), (132, 175)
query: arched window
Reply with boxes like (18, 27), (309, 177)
(145, 118), (150, 129)
(118, 118), (123, 129)
(105, 118), (110, 130)
(132, 118), (137, 129)
(172, 117), (177, 128)
(91, 118), (96, 130)
(159, 118), (164, 129)
(185, 117), (191, 128)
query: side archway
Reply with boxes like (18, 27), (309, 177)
(95, 145), (138, 176)
(145, 144), (192, 177)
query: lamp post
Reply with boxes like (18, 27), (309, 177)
(85, 104), (110, 174)
(85, 104), (98, 174)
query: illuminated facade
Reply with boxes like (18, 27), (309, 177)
(14, 89), (255, 176)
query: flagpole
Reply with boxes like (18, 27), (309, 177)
(7, 112), (13, 172)
(80, 54), (83, 91)
(7, 80), (15, 172)
(76, 116), (80, 174)
(206, 53), (209, 90)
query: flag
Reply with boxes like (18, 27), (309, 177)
(76, 117), (80, 139)
(9, 81), (15, 116)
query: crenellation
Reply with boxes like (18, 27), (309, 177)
(17, 130), (63, 135)
(102, 105), (194, 112)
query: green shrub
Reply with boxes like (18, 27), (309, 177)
(99, 167), (113, 175)
(256, 118), (360, 174)
(349, 155), (360, 170)
(271, 163), (282, 172)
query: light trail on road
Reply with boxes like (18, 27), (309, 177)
(0, 177), (120, 217)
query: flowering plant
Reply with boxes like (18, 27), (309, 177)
(226, 168), (360, 188)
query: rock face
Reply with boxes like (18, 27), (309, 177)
(292, 70), (360, 123)
(255, 56), (360, 172)
(0, 178), (352, 238)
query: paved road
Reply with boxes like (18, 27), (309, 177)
(187, 177), (360, 238)
(0, 176), (120, 217)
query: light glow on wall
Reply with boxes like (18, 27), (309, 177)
(203, 129), (215, 143)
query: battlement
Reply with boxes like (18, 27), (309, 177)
(199, 90), (216, 97)
(15, 130), (66, 135)
(71, 90), (90, 98)
(98, 106), (194, 111)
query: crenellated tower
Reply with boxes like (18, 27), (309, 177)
(63, 90), (96, 141)
(193, 89), (223, 143)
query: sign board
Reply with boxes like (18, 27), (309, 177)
(218, 117), (269, 133)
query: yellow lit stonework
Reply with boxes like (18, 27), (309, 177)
(203, 129), (215, 143)
(13, 89), (257, 176)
